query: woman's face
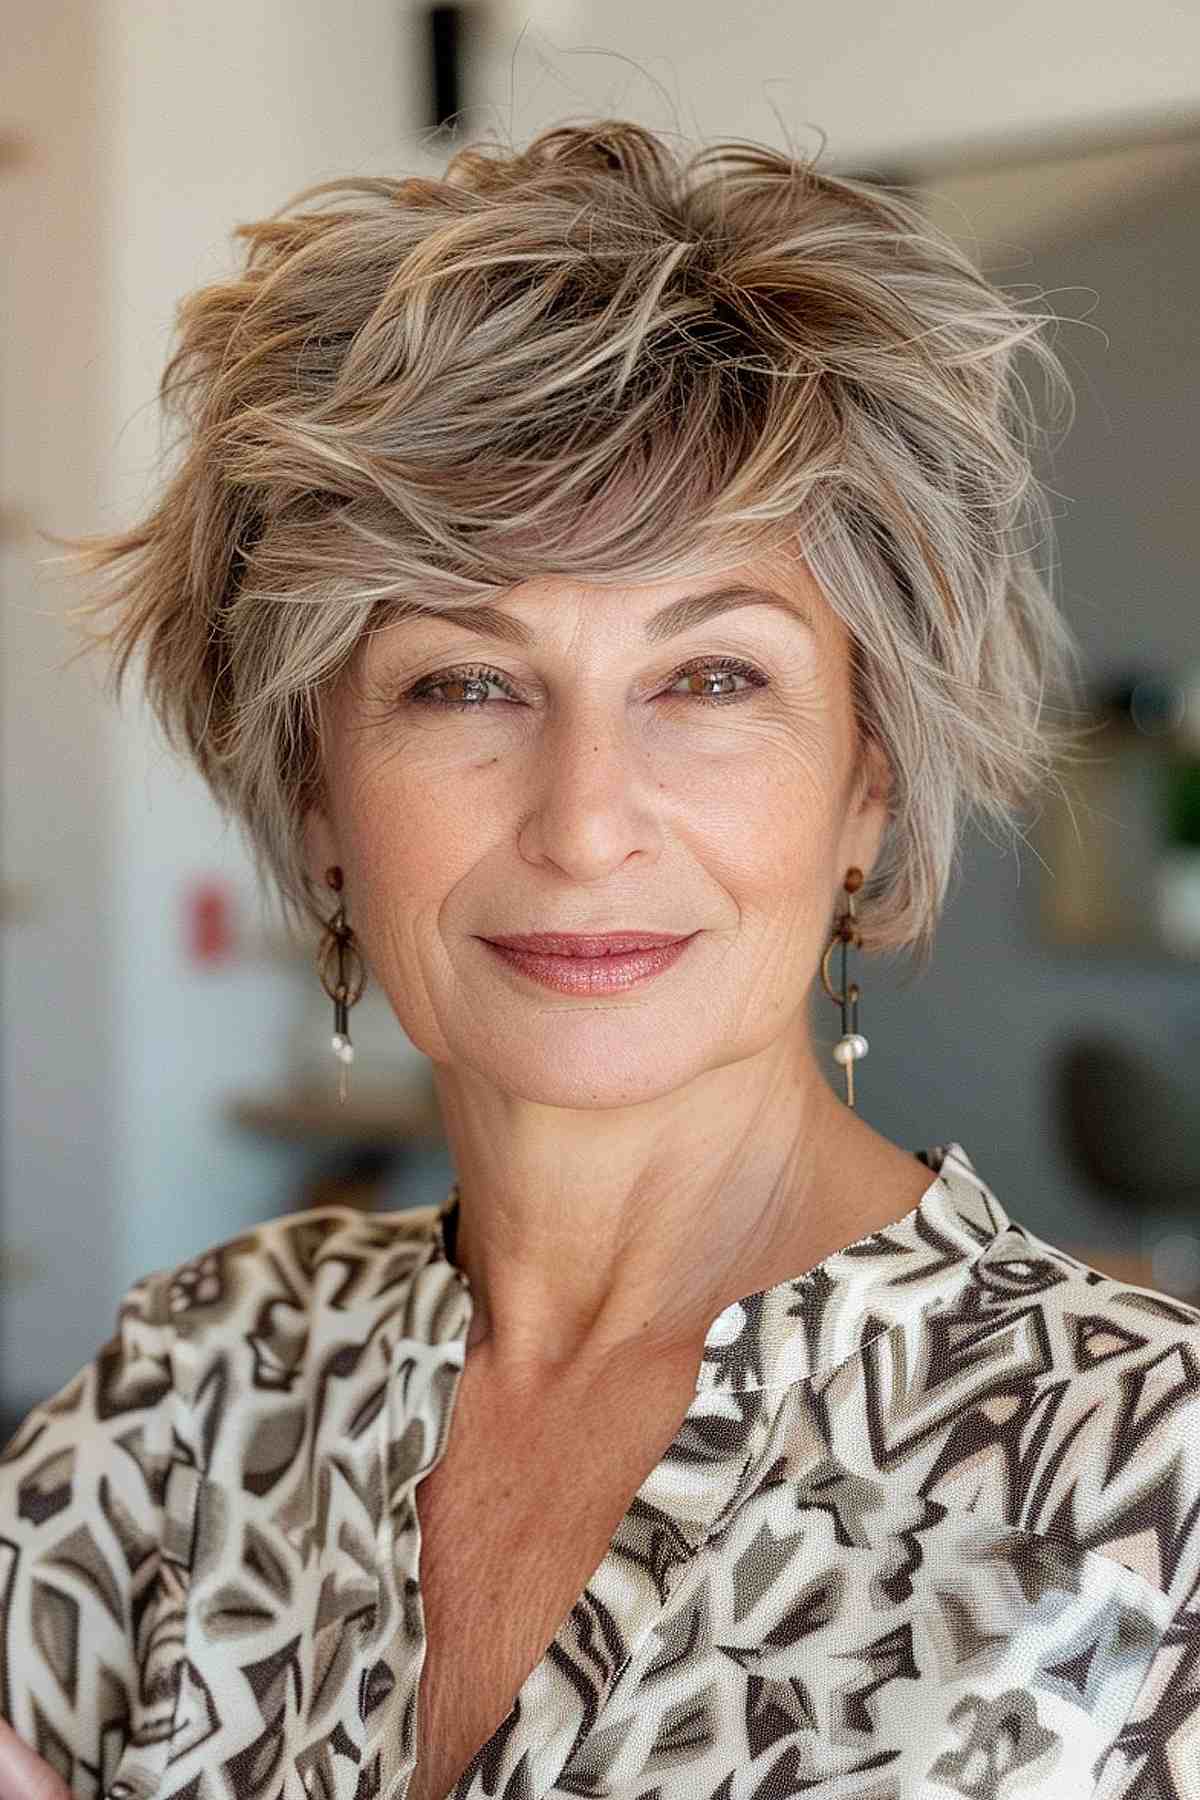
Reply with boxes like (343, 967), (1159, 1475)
(304, 551), (891, 1106)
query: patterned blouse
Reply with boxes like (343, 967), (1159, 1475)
(2, 1141), (1200, 1800)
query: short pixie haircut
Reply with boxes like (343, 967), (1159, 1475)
(59, 118), (1086, 969)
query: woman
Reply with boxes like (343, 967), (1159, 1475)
(2, 119), (1198, 1800)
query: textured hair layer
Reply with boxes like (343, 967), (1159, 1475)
(55, 118), (1089, 969)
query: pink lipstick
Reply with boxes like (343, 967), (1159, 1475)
(480, 931), (698, 994)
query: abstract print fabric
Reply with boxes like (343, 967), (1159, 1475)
(2, 1142), (1199, 1798)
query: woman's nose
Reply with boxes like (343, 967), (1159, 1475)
(518, 703), (664, 878)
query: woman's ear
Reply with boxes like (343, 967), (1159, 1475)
(842, 739), (893, 885)
(302, 805), (340, 888)
(856, 736), (893, 813)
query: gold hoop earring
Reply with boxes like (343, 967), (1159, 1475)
(820, 867), (869, 1109)
(316, 865), (367, 1105)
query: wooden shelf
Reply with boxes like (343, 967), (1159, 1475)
(225, 1078), (445, 1147)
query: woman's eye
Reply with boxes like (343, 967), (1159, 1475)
(668, 660), (765, 703)
(406, 666), (514, 711)
(404, 658), (767, 712)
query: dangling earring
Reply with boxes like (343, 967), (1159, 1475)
(820, 867), (869, 1109)
(316, 865), (366, 1105)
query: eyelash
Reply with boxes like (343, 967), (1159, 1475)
(403, 656), (769, 713)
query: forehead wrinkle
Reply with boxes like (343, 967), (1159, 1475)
(403, 584), (817, 648)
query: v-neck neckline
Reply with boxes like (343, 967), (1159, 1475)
(398, 1140), (1012, 1800)
(429, 1140), (1010, 1393)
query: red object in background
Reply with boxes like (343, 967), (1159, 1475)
(186, 877), (237, 965)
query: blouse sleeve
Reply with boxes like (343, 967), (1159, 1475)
(1098, 1574), (1200, 1797)
(0, 1266), (193, 1800)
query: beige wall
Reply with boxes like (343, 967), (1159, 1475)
(1, 1), (119, 1392)
(474, 0), (1200, 170)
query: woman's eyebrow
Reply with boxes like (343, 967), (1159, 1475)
(415, 585), (817, 647)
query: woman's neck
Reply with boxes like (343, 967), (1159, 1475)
(431, 1058), (928, 1385)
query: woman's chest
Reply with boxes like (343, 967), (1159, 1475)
(405, 1486), (1166, 1800)
(392, 1349), (1173, 1800)
(402, 1365), (697, 1800)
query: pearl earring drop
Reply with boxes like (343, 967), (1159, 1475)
(820, 867), (869, 1108)
(316, 865), (367, 1104)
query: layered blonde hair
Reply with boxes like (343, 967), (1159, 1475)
(56, 118), (1087, 969)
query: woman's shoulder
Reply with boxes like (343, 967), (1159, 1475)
(953, 1201), (1200, 1597)
(975, 1204), (1200, 1347)
(137, 1199), (450, 1356)
(2, 1201), (447, 1463)
(935, 1142), (1200, 1357)
(962, 1176), (1200, 1410)
(0, 1200), (447, 1749)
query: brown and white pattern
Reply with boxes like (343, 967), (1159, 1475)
(3, 1142), (1200, 1798)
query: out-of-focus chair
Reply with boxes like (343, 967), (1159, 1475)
(1053, 1030), (1200, 1301)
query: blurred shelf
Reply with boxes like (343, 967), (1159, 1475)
(225, 1078), (445, 1147)
(1060, 1244), (1198, 1303)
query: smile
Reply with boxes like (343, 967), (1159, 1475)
(480, 934), (699, 994)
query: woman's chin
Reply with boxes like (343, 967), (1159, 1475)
(439, 1036), (713, 1111)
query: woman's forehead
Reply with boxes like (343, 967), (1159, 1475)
(359, 549), (836, 653)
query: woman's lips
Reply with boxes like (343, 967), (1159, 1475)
(484, 931), (689, 955)
(481, 933), (698, 994)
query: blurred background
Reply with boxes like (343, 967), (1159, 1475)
(3, 2), (1199, 1439)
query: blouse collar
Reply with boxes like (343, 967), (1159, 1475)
(428, 1141), (1011, 1393)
